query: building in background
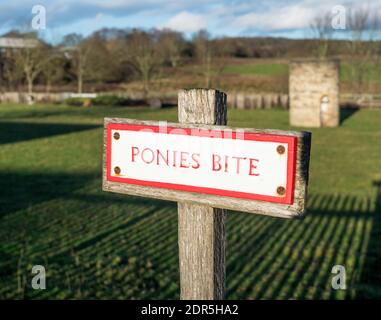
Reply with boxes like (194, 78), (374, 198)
(289, 59), (340, 128)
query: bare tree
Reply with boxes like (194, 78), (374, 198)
(367, 13), (381, 93)
(310, 11), (334, 58)
(75, 45), (91, 93)
(156, 29), (184, 67)
(85, 37), (112, 85)
(41, 47), (65, 93)
(347, 7), (380, 92)
(117, 30), (162, 97)
(13, 42), (47, 95)
(193, 30), (225, 88)
(2, 54), (23, 91)
(62, 34), (92, 94)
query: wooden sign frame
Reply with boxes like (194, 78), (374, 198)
(103, 118), (311, 219)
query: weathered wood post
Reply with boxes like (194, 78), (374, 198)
(102, 89), (311, 301)
(178, 89), (227, 300)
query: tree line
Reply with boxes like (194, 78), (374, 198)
(1, 28), (235, 96)
(311, 7), (381, 92)
(0, 8), (380, 96)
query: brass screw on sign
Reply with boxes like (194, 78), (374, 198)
(113, 132), (120, 140)
(277, 186), (286, 196)
(114, 166), (121, 175)
(277, 145), (285, 155)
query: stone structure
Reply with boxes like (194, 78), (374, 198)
(289, 59), (340, 127)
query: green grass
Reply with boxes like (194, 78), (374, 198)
(1, 104), (381, 299)
(223, 63), (288, 76)
(223, 61), (381, 85)
(340, 63), (381, 83)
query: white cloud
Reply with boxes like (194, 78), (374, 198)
(231, 0), (381, 32)
(161, 11), (207, 32)
(234, 6), (314, 31)
(2, 0), (381, 38)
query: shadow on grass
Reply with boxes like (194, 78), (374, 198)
(356, 181), (381, 298)
(340, 106), (359, 124)
(1, 169), (380, 299)
(0, 171), (174, 218)
(0, 171), (98, 217)
(0, 121), (100, 145)
(226, 189), (381, 299)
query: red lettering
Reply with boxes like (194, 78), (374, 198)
(141, 148), (155, 164)
(180, 152), (189, 168)
(212, 154), (222, 171)
(131, 146), (140, 162)
(191, 153), (200, 169)
(157, 149), (169, 166)
(172, 151), (177, 167)
(248, 158), (260, 176)
(232, 156), (246, 174)
(132, 147), (203, 170)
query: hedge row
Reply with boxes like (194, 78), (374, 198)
(64, 95), (143, 107)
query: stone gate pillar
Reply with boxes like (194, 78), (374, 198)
(289, 59), (340, 127)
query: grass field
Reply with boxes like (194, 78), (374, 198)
(340, 63), (381, 83)
(223, 61), (381, 84)
(223, 63), (289, 76)
(1, 104), (381, 299)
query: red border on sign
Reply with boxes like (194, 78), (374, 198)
(106, 123), (297, 205)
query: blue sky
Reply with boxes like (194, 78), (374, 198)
(0, 0), (380, 42)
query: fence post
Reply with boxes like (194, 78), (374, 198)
(177, 89), (227, 300)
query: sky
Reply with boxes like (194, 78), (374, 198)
(0, 0), (380, 42)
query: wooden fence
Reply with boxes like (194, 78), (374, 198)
(229, 93), (381, 110)
(1, 91), (381, 109)
(229, 92), (289, 110)
(340, 94), (381, 109)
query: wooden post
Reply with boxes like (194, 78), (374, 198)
(103, 89), (311, 299)
(177, 89), (227, 300)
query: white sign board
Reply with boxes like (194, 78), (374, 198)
(106, 122), (296, 205)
